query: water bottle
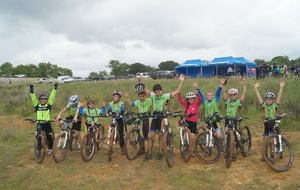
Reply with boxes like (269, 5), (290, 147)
(101, 101), (106, 114)
(236, 131), (241, 141)
(79, 102), (85, 115)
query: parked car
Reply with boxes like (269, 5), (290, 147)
(1, 74), (13, 78)
(151, 71), (175, 79)
(57, 76), (74, 83)
(136, 72), (150, 79)
(14, 74), (25, 78)
(33, 78), (52, 84)
(73, 76), (86, 82)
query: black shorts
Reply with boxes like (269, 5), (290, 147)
(141, 118), (149, 140)
(66, 116), (82, 131)
(263, 120), (274, 136)
(185, 120), (197, 134)
(150, 115), (163, 133)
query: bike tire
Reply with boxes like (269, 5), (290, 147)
(69, 130), (78, 151)
(53, 133), (68, 163)
(164, 131), (174, 168)
(34, 134), (46, 164)
(180, 128), (192, 162)
(225, 130), (234, 168)
(108, 128), (115, 162)
(195, 131), (222, 164)
(240, 126), (251, 157)
(80, 133), (95, 162)
(124, 127), (140, 160)
(262, 135), (294, 172)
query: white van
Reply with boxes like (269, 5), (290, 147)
(136, 72), (150, 79)
(57, 76), (74, 83)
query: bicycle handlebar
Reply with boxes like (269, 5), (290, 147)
(264, 113), (287, 123)
(25, 119), (54, 123)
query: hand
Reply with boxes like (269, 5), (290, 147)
(253, 82), (259, 88)
(193, 81), (198, 88)
(179, 74), (185, 81)
(241, 78), (246, 85)
(220, 78), (227, 85)
(124, 91), (129, 98)
(73, 117), (78, 123)
(29, 85), (34, 93)
(54, 83), (58, 89)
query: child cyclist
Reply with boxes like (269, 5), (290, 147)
(195, 78), (226, 139)
(142, 74), (185, 161)
(56, 95), (82, 150)
(222, 78), (247, 161)
(124, 88), (152, 155)
(254, 80), (285, 163)
(107, 91), (126, 155)
(29, 83), (58, 156)
(177, 84), (201, 156)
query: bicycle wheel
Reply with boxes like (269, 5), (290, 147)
(34, 134), (46, 164)
(180, 128), (192, 162)
(124, 127), (140, 160)
(262, 135), (294, 172)
(164, 131), (174, 168)
(108, 128), (115, 162)
(96, 127), (104, 151)
(225, 130), (234, 168)
(69, 130), (78, 151)
(240, 126), (251, 157)
(195, 131), (221, 164)
(80, 133), (95, 162)
(53, 133), (68, 163)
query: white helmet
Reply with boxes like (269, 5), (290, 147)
(228, 88), (239, 95)
(68, 95), (78, 106)
(186, 92), (196, 98)
(264, 92), (276, 99)
(133, 83), (145, 93)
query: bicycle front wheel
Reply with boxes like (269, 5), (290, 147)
(108, 128), (115, 162)
(96, 127), (104, 151)
(164, 131), (174, 168)
(262, 135), (294, 172)
(80, 133), (95, 162)
(225, 130), (234, 168)
(69, 130), (78, 151)
(240, 126), (251, 157)
(195, 131), (221, 164)
(124, 127), (140, 160)
(34, 134), (46, 164)
(53, 133), (68, 163)
(180, 128), (192, 162)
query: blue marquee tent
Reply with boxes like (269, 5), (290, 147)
(175, 59), (212, 78)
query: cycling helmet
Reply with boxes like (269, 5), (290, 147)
(68, 95), (78, 106)
(264, 92), (276, 99)
(228, 88), (239, 95)
(112, 90), (122, 97)
(186, 92), (196, 99)
(133, 83), (145, 93)
(39, 93), (48, 99)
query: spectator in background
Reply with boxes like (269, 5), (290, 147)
(227, 66), (233, 77)
(256, 64), (261, 79)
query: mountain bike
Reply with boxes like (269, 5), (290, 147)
(262, 113), (294, 172)
(224, 116), (251, 168)
(25, 119), (55, 164)
(174, 112), (194, 162)
(107, 111), (127, 162)
(195, 112), (223, 164)
(80, 115), (106, 162)
(52, 118), (78, 163)
(124, 111), (151, 160)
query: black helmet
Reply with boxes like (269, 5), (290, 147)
(133, 83), (145, 93)
(39, 93), (48, 99)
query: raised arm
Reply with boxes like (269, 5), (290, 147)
(194, 81), (205, 104)
(240, 78), (247, 102)
(253, 82), (264, 104)
(124, 91), (133, 106)
(170, 74), (185, 98)
(222, 82), (227, 101)
(276, 80), (285, 104)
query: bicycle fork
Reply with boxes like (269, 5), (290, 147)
(58, 131), (68, 149)
(180, 127), (190, 146)
(107, 126), (117, 145)
(205, 130), (214, 147)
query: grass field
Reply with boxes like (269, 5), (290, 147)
(0, 77), (299, 190)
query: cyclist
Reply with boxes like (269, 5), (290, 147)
(124, 89), (153, 155)
(254, 80), (285, 163)
(29, 83), (58, 156)
(222, 78), (247, 161)
(56, 95), (83, 150)
(177, 86), (201, 156)
(107, 91), (126, 155)
(195, 78), (226, 139)
(142, 74), (185, 161)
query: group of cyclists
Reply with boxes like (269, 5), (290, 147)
(29, 74), (285, 164)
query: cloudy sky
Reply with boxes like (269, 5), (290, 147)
(1, 0), (299, 77)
